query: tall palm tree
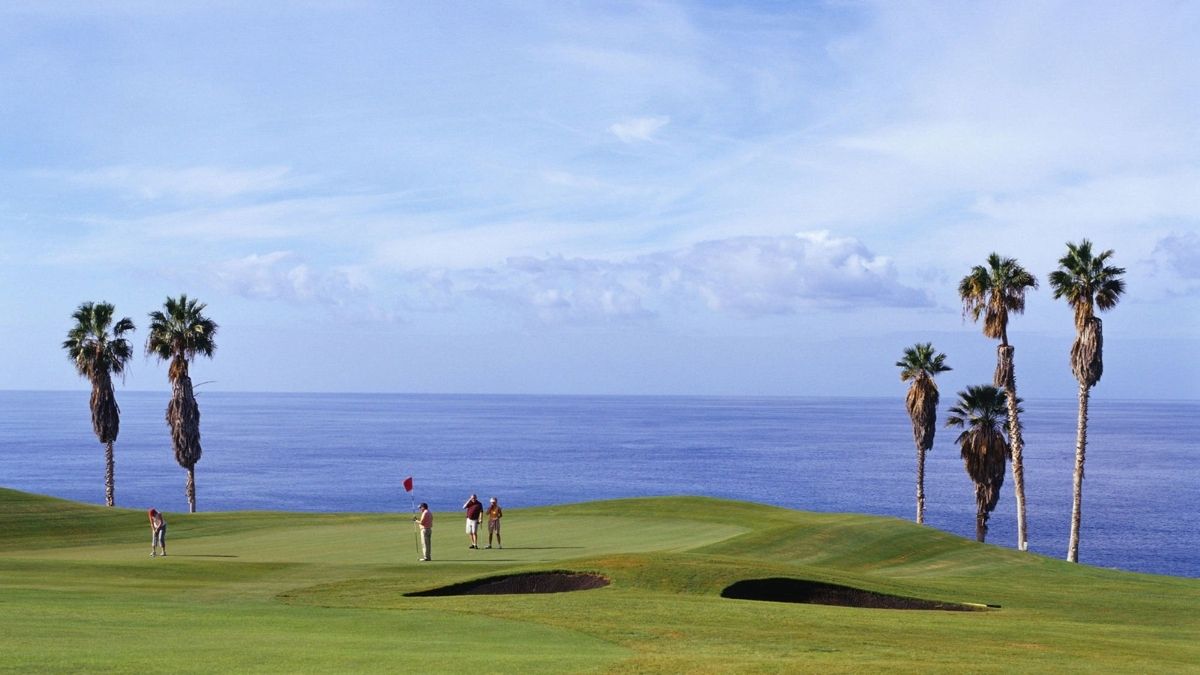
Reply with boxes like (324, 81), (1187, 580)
(945, 384), (1011, 543)
(63, 302), (135, 507)
(959, 253), (1038, 551)
(146, 294), (218, 513)
(1049, 240), (1125, 563)
(896, 343), (951, 525)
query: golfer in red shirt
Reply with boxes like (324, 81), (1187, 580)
(463, 494), (483, 549)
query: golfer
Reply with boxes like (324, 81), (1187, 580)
(463, 494), (483, 549)
(486, 497), (503, 549)
(415, 503), (432, 562)
(148, 508), (167, 557)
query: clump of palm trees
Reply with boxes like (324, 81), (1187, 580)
(63, 294), (217, 512)
(959, 254), (1037, 551)
(898, 239), (1125, 561)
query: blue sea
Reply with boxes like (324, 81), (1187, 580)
(0, 391), (1195, 578)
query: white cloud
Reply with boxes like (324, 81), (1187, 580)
(664, 231), (930, 315)
(391, 231), (931, 323)
(609, 115), (670, 143)
(209, 251), (366, 306)
(466, 256), (656, 323)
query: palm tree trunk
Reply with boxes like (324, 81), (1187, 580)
(1067, 381), (1089, 563)
(975, 496), (987, 543)
(999, 346), (1028, 551)
(104, 440), (115, 507)
(1009, 417), (1028, 551)
(916, 447), (926, 525)
(186, 467), (196, 513)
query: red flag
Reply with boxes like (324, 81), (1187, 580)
(403, 476), (413, 493)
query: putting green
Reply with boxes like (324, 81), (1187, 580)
(5, 514), (747, 563)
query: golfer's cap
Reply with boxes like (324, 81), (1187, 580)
(489, 497), (497, 502)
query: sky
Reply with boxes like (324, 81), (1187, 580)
(1, 1), (1197, 399)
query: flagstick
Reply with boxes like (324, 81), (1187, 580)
(410, 492), (421, 560)
(403, 476), (421, 560)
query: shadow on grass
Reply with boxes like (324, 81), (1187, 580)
(407, 571), (611, 596)
(426, 559), (532, 563)
(721, 578), (994, 611)
(490, 546), (585, 550)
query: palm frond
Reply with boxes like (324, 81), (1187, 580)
(1050, 239), (1126, 329)
(945, 383), (1011, 542)
(167, 374), (203, 469)
(63, 302), (136, 380)
(1071, 316), (1104, 387)
(62, 302), (135, 450)
(113, 317), (136, 337)
(905, 376), (939, 452)
(146, 295), (219, 382)
(959, 253), (1038, 344)
(896, 342), (951, 381)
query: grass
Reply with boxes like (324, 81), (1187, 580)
(1, 487), (1197, 673)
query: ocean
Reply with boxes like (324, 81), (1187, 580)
(0, 391), (1195, 578)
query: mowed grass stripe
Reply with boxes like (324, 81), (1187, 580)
(3, 595), (626, 674)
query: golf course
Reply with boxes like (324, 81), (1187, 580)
(1, 487), (1196, 673)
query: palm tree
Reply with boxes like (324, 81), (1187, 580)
(63, 302), (135, 507)
(146, 294), (218, 513)
(1049, 240), (1125, 563)
(959, 253), (1038, 551)
(945, 385), (1011, 543)
(896, 343), (951, 525)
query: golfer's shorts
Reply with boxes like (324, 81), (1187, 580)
(466, 519), (479, 535)
(488, 519), (501, 533)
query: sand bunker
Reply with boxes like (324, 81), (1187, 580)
(720, 578), (988, 611)
(406, 571), (610, 597)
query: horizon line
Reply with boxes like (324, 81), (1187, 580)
(1, 388), (1196, 403)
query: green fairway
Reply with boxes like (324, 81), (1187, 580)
(1, 488), (1196, 673)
